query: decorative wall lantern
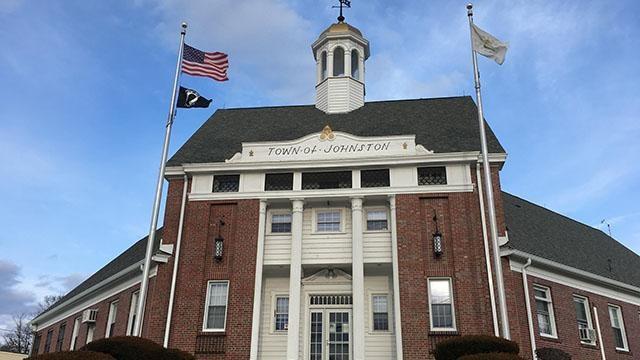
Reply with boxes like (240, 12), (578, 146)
(432, 211), (443, 257)
(214, 219), (225, 261)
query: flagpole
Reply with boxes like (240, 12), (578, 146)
(466, 3), (511, 339)
(133, 21), (187, 337)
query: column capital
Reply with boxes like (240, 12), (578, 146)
(350, 197), (363, 211)
(259, 200), (267, 214)
(291, 198), (305, 213)
(388, 195), (396, 210)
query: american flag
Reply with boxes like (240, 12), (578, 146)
(182, 44), (229, 81)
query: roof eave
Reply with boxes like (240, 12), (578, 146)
(502, 248), (640, 295)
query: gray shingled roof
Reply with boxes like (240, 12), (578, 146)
(167, 96), (505, 166)
(35, 229), (163, 320)
(503, 192), (640, 288)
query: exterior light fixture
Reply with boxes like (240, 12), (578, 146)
(432, 211), (443, 257)
(214, 219), (225, 261)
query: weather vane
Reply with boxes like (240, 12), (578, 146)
(333, 0), (351, 22)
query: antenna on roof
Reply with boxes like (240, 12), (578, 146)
(600, 219), (612, 237)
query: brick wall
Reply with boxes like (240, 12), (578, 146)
(395, 166), (501, 359)
(506, 269), (640, 360)
(147, 177), (260, 359)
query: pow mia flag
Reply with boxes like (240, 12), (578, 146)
(177, 86), (212, 108)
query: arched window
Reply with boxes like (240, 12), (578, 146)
(333, 47), (345, 76)
(321, 51), (327, 80)
(351, 50), (359, 79)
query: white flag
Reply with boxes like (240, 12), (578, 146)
(471, 24), (508, 65)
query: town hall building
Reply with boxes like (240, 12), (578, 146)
(30, 16), (640, 360)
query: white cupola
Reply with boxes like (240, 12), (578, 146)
(312, 19), (370, 114)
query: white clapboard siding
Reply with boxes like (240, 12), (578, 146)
(258, 277), (289, 360)
(302, 208), (352, 264)
(264, 234), (291, 265)
(315, 80), (329, 111)
(348, 80), (364, 110)
(363, 231), (392, 263)
(364, 276), (396, 359)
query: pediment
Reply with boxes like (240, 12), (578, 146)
(302, 268), (352, 284)
(226, 125), (433, 163)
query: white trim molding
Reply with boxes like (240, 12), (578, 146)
(166, 151), (507, 176)
(31, 265), (158, 331)
(505, 250), (640, 306)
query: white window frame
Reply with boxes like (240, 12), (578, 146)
(369, 293), (391, 333)
(70, 316), (81, 351)
(363, 207), (390, 232)
(126, 291), (140, 336)
(572, 295), (595, 345)
(533, 285), (557, 338)
(267, 210), (293, 235)
(272, 294), (289, 333)
(105, 300), (118, 338)
(86, 324), (95, 344)
(313, 208), (345, 234)
(202, 280), (230, 332)
(608, 304), (629, 351)
(427, 278), (457, 332)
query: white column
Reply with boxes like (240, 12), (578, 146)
(287, 199), (304, 360)
(250, 200), (268, 360)
(351, 197), (365, 360)
(359, 57), (365, 84)
(345, 49), (352, 78)
(316, 58), (322, 84)
(389, 195), (403, 360)
(327, 51), (334, 78)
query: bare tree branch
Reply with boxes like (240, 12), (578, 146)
(0, 313), (32, 354)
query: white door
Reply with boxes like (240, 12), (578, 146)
(309, 309), (351, 360)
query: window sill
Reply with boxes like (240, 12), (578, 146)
(538, 334), (561, 343)
(200, 330), (226, 335)
(580, 342), (598, 349)
(368, 330), (393, 335)
(428, 330), (459, 336)
(312, 231), (347, 235)
(363, 230), (391, 234)
(615, 348), (631, 355)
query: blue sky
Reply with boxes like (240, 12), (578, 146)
(1, 0), (639, 329)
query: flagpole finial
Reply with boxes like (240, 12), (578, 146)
(467, 3), (473, 16)
(181, 22), (188, 34)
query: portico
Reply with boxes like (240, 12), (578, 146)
(249, 193), (401, 360)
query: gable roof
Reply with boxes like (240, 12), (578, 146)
(503, 192), (640, 288)
(167, 96), (505, 166)
(34, 229), (162, 321)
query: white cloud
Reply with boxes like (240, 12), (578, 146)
(147, 0), (317, 105)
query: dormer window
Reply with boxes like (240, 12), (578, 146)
(333, 46), (345, 76)
(321, 51), (328, 80)
(351, 50), (359, 79)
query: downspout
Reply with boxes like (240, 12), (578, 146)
(521, 258), (536, 360)
(477, 165), (500, 336)
(163, 174), (189, 347)
(593, 306), (606, 360)
(389, 195), (403, 360)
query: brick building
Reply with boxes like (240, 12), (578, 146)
(30, 18), (639, 360)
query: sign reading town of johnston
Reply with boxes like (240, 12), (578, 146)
(226, 125), (433, 163)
